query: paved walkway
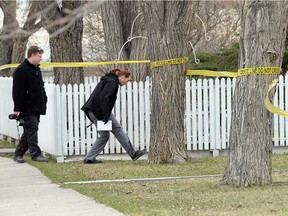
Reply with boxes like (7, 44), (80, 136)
(0, 156), (125, 216)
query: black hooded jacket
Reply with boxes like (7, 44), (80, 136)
(81, 72), (119, 122)
(12, 59), (47, 116)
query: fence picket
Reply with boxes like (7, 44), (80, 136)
(139, 82), (145, 150)
(221, 78), (227, 149)
(209, 79), (216, 152)
(133, 81), (140, 150)
(226, 78), (232, 145)
(61, 85), (68, 156)
(185, 79), (192, 150)
(191, 79), (197, 150)
(278, 76), (285, 146)
(144, 78), (150, 150)
(2, 75), (288, 162)
(55, 85), (64, 162)
(273, 88), (279, 147)
(127, 83), (133, 149)
(203, 79), (209, 150)
(285, 75), (288, 146)
(73, 84), (80, 155)
(215, 78), (221, 150)
(67, 84), (74, 155)
(79, 84), (86, 155)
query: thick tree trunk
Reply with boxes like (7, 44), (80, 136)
(41, 1), (84, 85)
(0, 1), (17, 76)
(0, 1), (43, 76)
(101, 1), (149, 81)
(142, 1), (195, 163)
(223, 0), (288, 186)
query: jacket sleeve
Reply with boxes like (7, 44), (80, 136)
(12, 68), (26, 112)
(100, 80), (118, 121)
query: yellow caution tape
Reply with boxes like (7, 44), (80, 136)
(186, 67), (281, 77)
(0, 63), (19, 69)
(150, 57), (189, 69)
(264, 78), (288, 118)
(41, 60), (151, 68)
(1, 59), (286, 117)
(187, 67), (287, 118)
(1, 57), (189, 70)
(186, 70), (238, 77)
(0, 60), (151, 70)
(238, 67), (281, 76)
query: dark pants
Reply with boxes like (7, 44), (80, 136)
(14, 115), (42, 159)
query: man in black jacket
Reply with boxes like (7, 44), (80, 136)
(81, 68), (146, 163)
(12, 46), (48, 163)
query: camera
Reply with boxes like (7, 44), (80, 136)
(8, 114), (18, 120)
(8, 114), (25, 125)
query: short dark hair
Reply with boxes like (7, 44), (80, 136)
(27, 46), (44, 57)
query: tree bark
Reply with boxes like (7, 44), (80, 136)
(142, 1), (196, 163)
(0, 1), (18, 76)
(40, 1), (84, 85)
(0, 1), (43, 76)
(101, 1), (149, 81)
(223, 0), (288, 186)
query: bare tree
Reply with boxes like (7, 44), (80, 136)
(222, 0), (288, 186)
(192, 1), (240, 53)
(0, 1), (16, 76)
(142, 1), (199, 164)
(0, 1), (43, 76)
(101, 1), (149, 81)
(100, 1), (241, 163)
(38, 1), (84, 85)
(100, 1), (240, 81)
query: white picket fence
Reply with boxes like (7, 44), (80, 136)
(0, 76), (151, 162)
(1, 75), (288, 162)
(185, 78), (235, 156)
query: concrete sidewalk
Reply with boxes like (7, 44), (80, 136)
(0, 156), (125, 216)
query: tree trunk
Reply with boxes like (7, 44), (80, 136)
(142, 1), (195, 163)
(40, 1), (84, 85)
(101, 1), (149, 81)
(0, 1), (43, 76)
(223, 0), (288, 186)
(0, 1), (17, 76)
(11, 1), (43, 65)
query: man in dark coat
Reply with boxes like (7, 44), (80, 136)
(81, 68), (146, 163)
(12, 45), (48, 163)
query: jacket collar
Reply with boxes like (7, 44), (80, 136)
(24, 59), (40, 69)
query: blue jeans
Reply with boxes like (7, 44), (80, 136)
(85, 111), (137, 160)
(14, 115), (42, 159)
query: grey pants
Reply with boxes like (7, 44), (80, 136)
(85, 111), (137, 160)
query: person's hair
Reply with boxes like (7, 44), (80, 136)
(27, 46), (44, 58)
(111, 68), (131, 78)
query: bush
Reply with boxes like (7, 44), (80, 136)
(189, 43), (239, 72)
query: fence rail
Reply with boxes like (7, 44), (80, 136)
(1, 75), (288, 162)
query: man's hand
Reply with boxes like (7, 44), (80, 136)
(14, 111), (21, 117)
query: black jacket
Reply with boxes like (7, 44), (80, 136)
(81, 72), (119, 122)
(12, 59), (47, 116)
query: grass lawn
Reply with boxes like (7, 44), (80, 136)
(25, 154), (288, 216)
(0, 140), (16, 148)
(1, 140), (288, 215)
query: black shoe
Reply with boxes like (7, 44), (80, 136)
(84, 158), (102, 164)
(14, 155), (25, 163)
(132, 149), (147, 161)
(32, 155), (48, 162)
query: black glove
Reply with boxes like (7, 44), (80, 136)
(103, 114), (110, 124)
